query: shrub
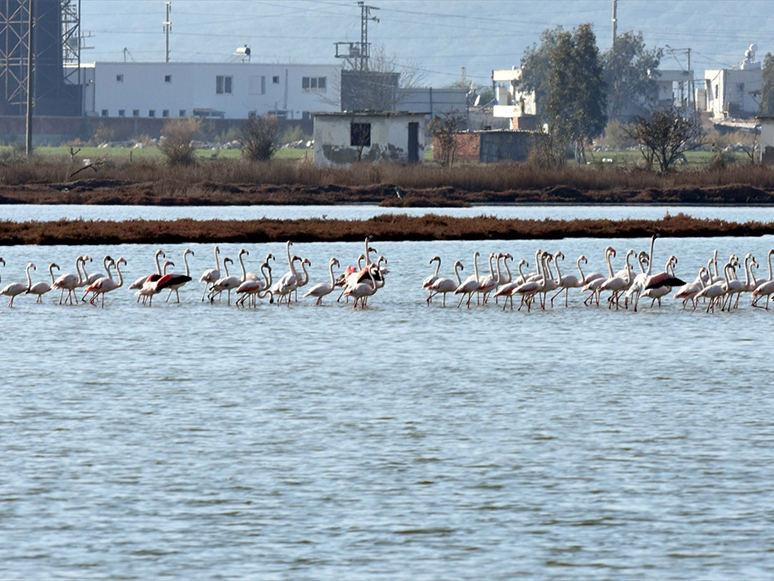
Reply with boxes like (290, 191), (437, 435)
(241, 114), (280, 162)
(159, 118), (201, 166)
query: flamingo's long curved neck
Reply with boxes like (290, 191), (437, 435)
(743, 255), (751, 287)
(605, 250), (615, 278)
(518, 260), (527, 282)
(501, 255), (512, 284)
(49, 264), (57, 284)
(577, 257), (585, 282)
(534, 249), (542, 278)
(473, 252), (480, 282)
(624, 251), (634, 283)
(767, 250), (774, 281)
(365, 238), (372, 266)
(115, 260), (124, 287)
(553, 253), (563, 283)
(239, 251), (248, 282)
(432, 258), (441, 279)
(260, 263), (273, 297)
(25, 264), (33, 290)
(183, 251), (191, 277)
(286, 242), (295, 275)
(713, 250), (719, 278)
(223, 260), (231, 277)
(298, 258), (309, 285)
(328, 260), (336, 286)
(214, 246), (221, 272)
(454, 262), (463, 285)
(647, 235), (656, 275)
(75, 256), (85, 285)
(104, 256), (114, 280)
(155, 250), (164, 276)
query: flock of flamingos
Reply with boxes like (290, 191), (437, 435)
(1, 234), (774, 312)
(0, 237), (388, 309)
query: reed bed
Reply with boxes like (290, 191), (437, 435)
(1, 157), (774, 199)
(0, 213), (771, 246)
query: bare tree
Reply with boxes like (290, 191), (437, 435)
(241, 113), (280, 161)
(159, 118), (202, 166)
(430, 111), (465, 168)
(625, 107), (703, 173)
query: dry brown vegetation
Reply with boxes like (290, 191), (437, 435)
(0, 157), (774, 206)
(1, 213), (771, 246)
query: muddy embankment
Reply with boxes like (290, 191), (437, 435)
(1, 180), (774, 207)
(1, 214), (773, 246)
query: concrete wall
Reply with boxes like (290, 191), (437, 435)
(705, 68), (762, 118)
(434, 130), (537, 164)
(314, 113), (426, 166)
(0, 115), (313, 145)
(760, 119), (774, 165)
(88, 62), (341, 120)
(397, 88), (467, 119)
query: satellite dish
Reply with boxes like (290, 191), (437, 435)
(751, 43), (759, 53)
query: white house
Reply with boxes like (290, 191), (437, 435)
(491, 67), (536, 130)
(313, 111), (427, 166)
(704, 46), (763, 119)
(79, 62), (342, 120)
(757, 116), (774, 164)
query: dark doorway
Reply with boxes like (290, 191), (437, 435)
(408, 122), (419, 163)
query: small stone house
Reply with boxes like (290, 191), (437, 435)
(313, 111), (428, 166)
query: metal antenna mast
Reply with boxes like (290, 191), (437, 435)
(358, 1), (378, 70)
(25, 0), (33, 158)
(163, 2), (171, 62)
(611, 0), (617, 50)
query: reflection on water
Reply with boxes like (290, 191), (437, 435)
(1, 203), (774, 223)
(2, 236), (774, 579)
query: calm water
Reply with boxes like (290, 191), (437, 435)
(3, 237), (774, 579)
(1, 203), (774, 223)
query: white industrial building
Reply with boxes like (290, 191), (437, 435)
(702, 45), (763, 119)
(79, 62), (342, 120)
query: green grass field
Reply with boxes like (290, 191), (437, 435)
(0, 145), (312, 162)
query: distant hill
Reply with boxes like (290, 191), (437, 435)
(81, 0), (770, 87)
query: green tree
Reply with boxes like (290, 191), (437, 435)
(603, 31), (662, 121)
(544, 24), (608, 164)
(761, 53), (774, 116)
(521, 26), (563, 118)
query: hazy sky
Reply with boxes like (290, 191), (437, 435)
(79, 0), (772, 86)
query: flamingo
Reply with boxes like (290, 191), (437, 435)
(52, 255), (85, 305)
(752, 249), (774, 309)
(304, 258), (340, 305)
(674, 267), (708, 309)
(427, 260), (463, 307)
(208, 257), (240, 305)
(27, 262), (59, 303)
(199, 245), (222, 301)
(694, 259), (735, 313)
(641, 255), (681, 308)
(129, 249), (165, 292)
(0, 262), (34, 307)
(423, 256), (442, 302)
(581, 246), (613, 306)
(135, 260), (175, 306)
(493, 259), (529, 310)
(83, 255), (113, 285)
(342, 263), (378, 309)
(626, 234), (657, 312)
(455, 251), (481, 308)
(84, 258), (126, 308)
(236, 261), (273, 307)
(599, 249), (634, 309)
(293, 256), (312, 302)
(156, 249), (195, 303)
(550, 254), (586, 307)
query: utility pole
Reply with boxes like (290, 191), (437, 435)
(163, 2), (171, 63)
(25, 0), (34, 158)
(358, 1), (379, 71)
(611, 0), (617, 50)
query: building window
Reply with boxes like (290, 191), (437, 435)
(116, 74), (123, 82)
(272, 75), (280, 84)
(179, 109), (186, 117)
(261, 75), (266, 94)
(216, 75), (233, 94)
(162, 109), (169, 118)
(350, 123), (371, 147)
(302, 76), (327, 92)
(101, 109), (108, 117)
(165, 75), (171, 83)
(133, 109), (140, 117)
(118, 109), (125, 117)
(715, 85), (719, 99)
(148, 110), (156, 118)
